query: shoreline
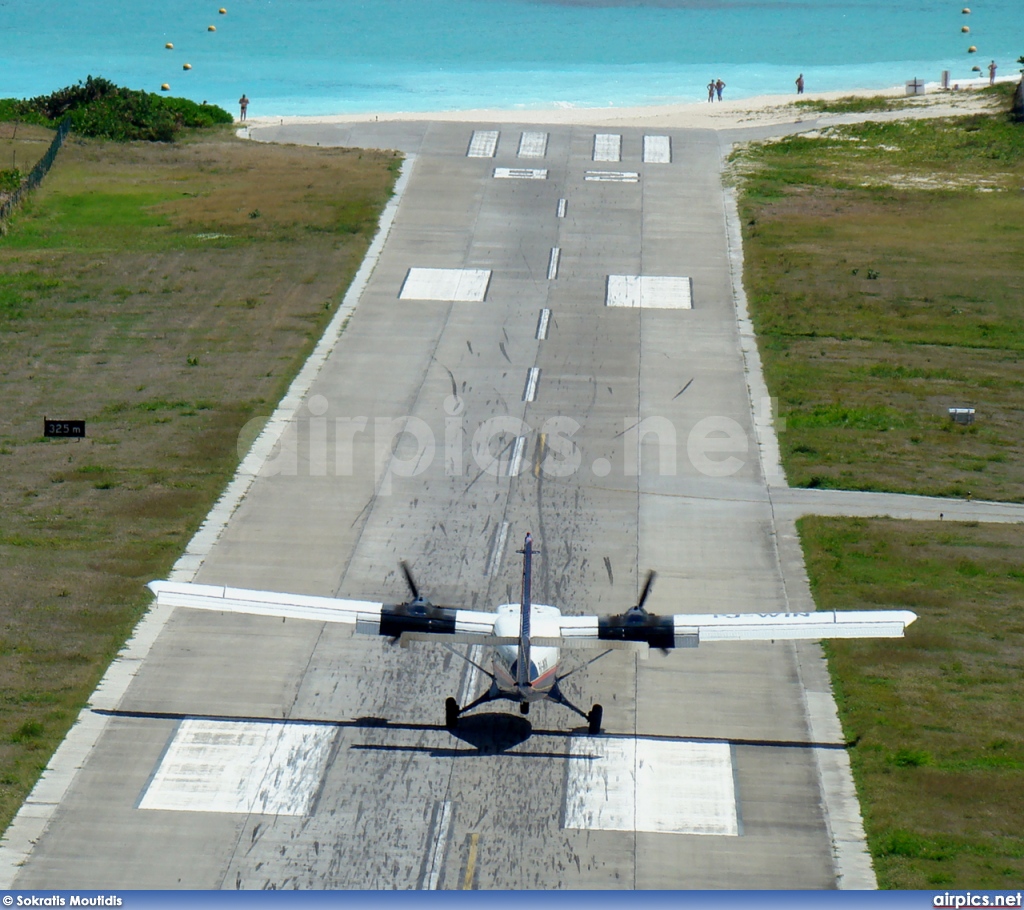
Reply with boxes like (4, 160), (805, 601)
(242, 77), (1014, 132)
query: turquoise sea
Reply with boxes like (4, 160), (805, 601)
(2, 0), (1022, 116)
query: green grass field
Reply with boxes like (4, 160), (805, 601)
(802, 516), (1024, 888)
(733, 84), (1024, 501)
(0, 127), (399, 833)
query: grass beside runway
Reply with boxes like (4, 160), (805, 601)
(800, 515), (1024, 889)
(732, 83), (1024, 502)
(0, 124), (400, 834)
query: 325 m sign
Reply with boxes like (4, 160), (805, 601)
(44, 419), (86, 438)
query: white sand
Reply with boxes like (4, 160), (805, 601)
(244, 78), (1014, 132)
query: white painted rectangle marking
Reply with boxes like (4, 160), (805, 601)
(585, 170), (639, 183)
(593, 133), (621, 162)
(523, 367), (540, 402)
(509, 435), (526, 476)
(547, 247), (560, 280)
(423, 800), (454, 890)
(556, 198), (567, 218)
(467, 130), (499, 158)
(536, 308), (551, 340)
(399, 268), (492, 302)
(606, 275), (693, 309)
(643, 135), (671, 163)
(493, 167), (548, 180)
(518, 131), (549, 158)
(564, 737), (739, 836)
(140, 719), (336, 816)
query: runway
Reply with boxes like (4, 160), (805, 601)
(4, 122), (866, 889)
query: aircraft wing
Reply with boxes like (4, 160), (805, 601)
(147, 581), (498, 636)
(558, 608), (917, 649)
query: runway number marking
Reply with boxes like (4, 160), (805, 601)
(523, 367), (540, 402)
(467, 130), (499, 157)
(536, 308), (551, 340)
(593, 133), (621, 162)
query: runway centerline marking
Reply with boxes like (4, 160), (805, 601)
(556, 198), (567, 218)
(486, 521), (510, 577)
(423, 800), (455, 889)
(509, 435), (527, 477)
(523, 367), (540, 402)
(536, 308), (551, 340)
(467, 130), (499, 157)
(547, 247), (560, 280)
(606, 275), (693, 309)
(593, 133), (622, 162)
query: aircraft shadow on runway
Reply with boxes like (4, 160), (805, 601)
(95, 707), (853, 757)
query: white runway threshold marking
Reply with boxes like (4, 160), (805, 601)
(140, 719), (336, 816)
(518, 131), (549, 158)
(494, 167), (548, 180)
(643, 135), (671, 163)
(564, 737), (739, 836)
(585, 170), (639, 183)
(593, 133), (622, 162)
(399, 268), (491, 302)
(606, 275), (693, 309)
(467, 130), (499, 157)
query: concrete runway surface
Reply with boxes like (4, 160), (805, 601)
(2, 121), (904, 889)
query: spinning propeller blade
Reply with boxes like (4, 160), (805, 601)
(636, 570), (657, 612)
(400, 561), (420, 602)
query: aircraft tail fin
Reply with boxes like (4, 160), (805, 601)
(517, 532), (533, 689)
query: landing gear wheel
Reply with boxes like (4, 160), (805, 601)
(519, 701), (530, 715)
(445, 697), (460, 730)
(587, 704), (603, 735)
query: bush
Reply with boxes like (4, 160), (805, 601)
(2, 76), (233, 142)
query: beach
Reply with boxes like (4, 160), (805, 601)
(242, 79), (1013, 134)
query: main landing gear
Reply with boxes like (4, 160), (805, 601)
(444, 696), (603, 735)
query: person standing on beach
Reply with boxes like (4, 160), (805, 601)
(707, 79), (716, 102)
(796, 73), (805, 94)
(988, 60), (997, 85)
(715, 79), (725, 101)
(238, 93), (249, 121)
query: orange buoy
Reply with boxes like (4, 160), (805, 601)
(961, 25), (969, 32)
(183, 63), (192, 70)
(165, 42), (174, 49)
(968, 45), (977, 53)
(207, 24), (216, 31)
(161, 83), (170, 91)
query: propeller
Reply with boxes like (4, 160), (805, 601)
(400, 560), (422, 603)
(635, 570), (657, 613)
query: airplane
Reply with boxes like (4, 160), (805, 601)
(148, 532), (917, 735)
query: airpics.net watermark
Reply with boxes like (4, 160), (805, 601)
(236, 394), (782, 494)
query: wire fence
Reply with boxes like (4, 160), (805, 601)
(0, 116), (72, 228)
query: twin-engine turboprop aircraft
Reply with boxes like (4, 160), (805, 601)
(148, 533), (917, 735)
